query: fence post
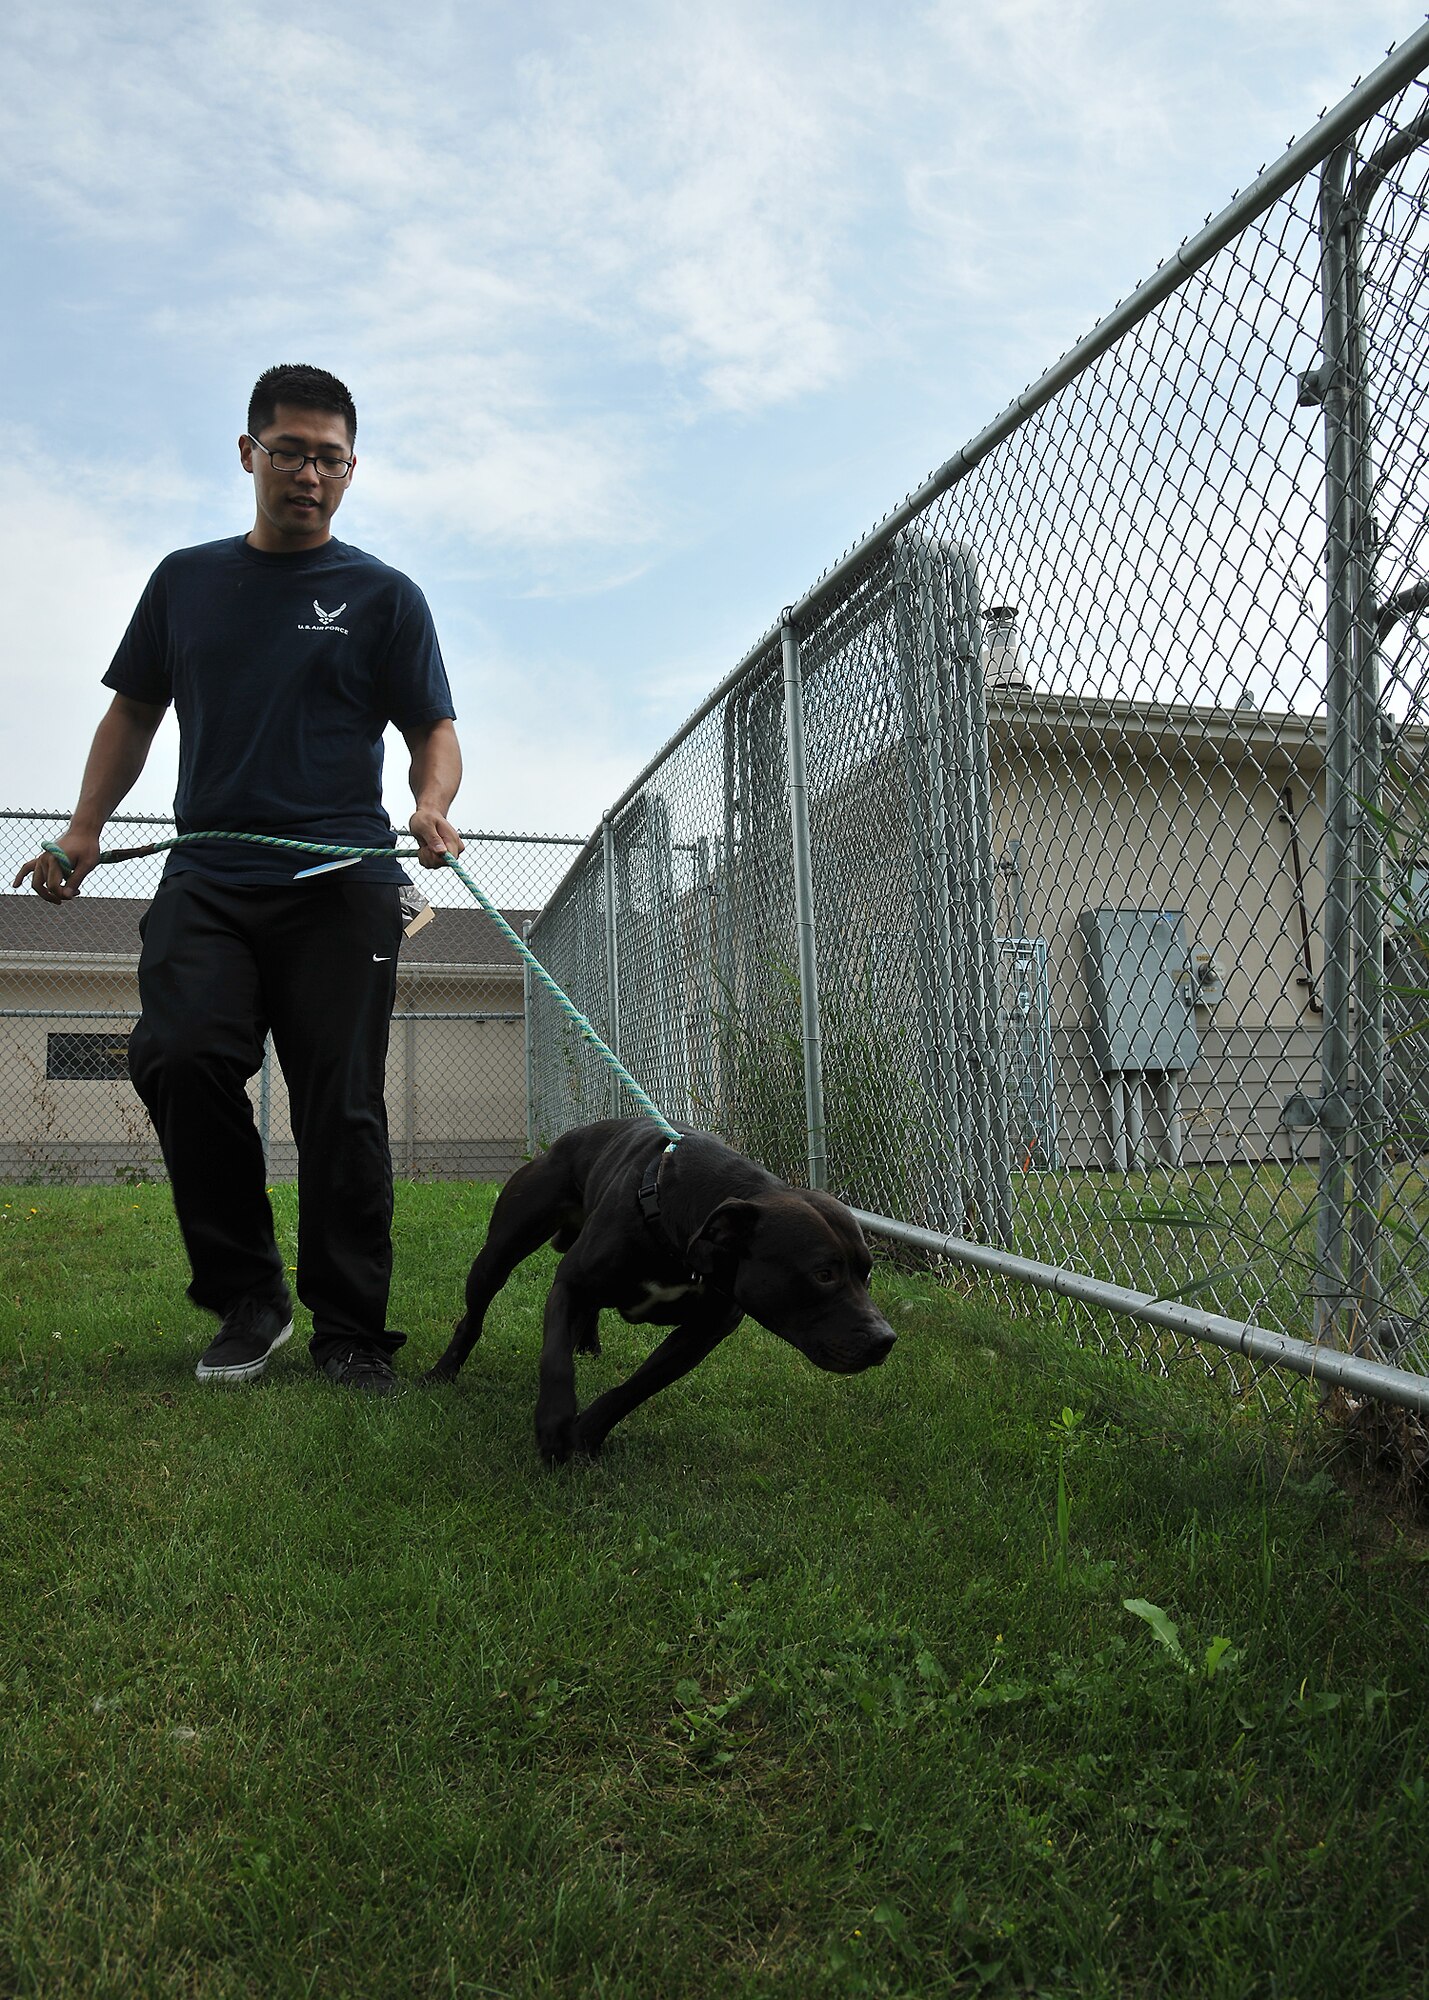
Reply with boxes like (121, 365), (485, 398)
(1313, 139), (1389, 1348)
(646, 795), (691, 1121)
(718, 699), (742, 1138)
(1338, 113), (1429, 1348)
(258, 1032), (272, 1168)
(780, 617), (828, 1190)
(691, 834), (717, 1122)
(523, 917), (536, 1158)
(1312, 144), (1357, 1344)
(1344, 160), (1387, 1353)
(403, 1014), (417, 1177)
(893, 532), (1013, 1244)
(601, 814), (621, 1118)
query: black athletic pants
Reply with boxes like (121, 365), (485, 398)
(128, 872), (406, 1364)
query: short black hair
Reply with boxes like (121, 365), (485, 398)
(248, 364), (357, 446)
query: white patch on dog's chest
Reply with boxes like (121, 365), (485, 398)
(619, 1276), (705, 1323)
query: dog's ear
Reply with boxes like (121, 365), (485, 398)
(687, 1198), (761, 1277)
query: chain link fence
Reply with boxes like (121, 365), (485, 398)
(0, 812), (582, 1185)
(528, 32), (1429, 1414)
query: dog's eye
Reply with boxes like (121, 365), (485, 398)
(811, 1266), (837, 1285)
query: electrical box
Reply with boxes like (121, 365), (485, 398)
(1079, 908), (1199, 1074)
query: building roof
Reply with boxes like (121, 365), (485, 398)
(0, 895), (147, 959)
(0, 894), (537, 970)
(984, 690), (1331, 771)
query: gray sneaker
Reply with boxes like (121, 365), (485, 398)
(195, 1294), (294, 1384)
(319, 1348), (404, 1397)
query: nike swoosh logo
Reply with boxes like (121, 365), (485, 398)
(372, 954), (392, 962)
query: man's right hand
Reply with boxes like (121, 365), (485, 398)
(13, 827), (102, 902)
(13, 695), (167, 903)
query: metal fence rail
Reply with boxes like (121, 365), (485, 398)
(0, 811), (582, 1186)
(528, 30), (1429, 1414)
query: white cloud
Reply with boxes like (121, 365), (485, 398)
(0, 438), (193, 815)
(1, 0), (1422, 838)
(0, 1), (894, 592)
(363, 410), (655, 553)
(393, 629), (673, 843)
(901, 0), (1416, 322)
(0, 434), (635, 843)
(1, 0), (869, 422)
(923, 0), (1175, 168)
(395, 712), (631, 846)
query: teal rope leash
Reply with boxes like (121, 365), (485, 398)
(439, 849), (681, 1143)
(44, 830), (421, 872)
(40, 831), (682, 1143)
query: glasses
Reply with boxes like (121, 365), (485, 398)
(246, 434), (353, 479)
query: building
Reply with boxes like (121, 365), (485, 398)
(0, 895), (535, 1184)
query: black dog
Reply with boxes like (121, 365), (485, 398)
(425, 1117), (896, 1462)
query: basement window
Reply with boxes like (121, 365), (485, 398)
(46, 1032), (132, 1082)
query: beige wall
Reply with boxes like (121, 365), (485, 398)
(0, 964), (155, 1174)
(989, 729), (1327, 1165)
(0, 959), (529, 1184)
(991, 734), (1325, 1034)
(798, 715), (1333, 1171)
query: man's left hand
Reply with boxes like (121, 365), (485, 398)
(409, 809), (464, 868)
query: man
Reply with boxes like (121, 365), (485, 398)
(15, 364), (463, 1396)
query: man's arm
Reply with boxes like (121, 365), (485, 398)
(13, 693), (169, 902)
(402, 717), (464, 868)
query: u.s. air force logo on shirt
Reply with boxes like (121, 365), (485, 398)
(297, 599), (349, 634)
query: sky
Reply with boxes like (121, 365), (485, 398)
(0, 0), (1420, 846)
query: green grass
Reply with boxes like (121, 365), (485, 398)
(3, 1180), (1429, 1998)
(1000, 1163), (1325, 1337)
(982, 1158), (1429, 1359)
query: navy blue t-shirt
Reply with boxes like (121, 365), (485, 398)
(102, 535), (456, 884)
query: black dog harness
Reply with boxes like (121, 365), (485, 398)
(636, 1138), (679, 1232)
(636, 1137), (711, 1291)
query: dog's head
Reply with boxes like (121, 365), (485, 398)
(687, 1189), (896, 1374)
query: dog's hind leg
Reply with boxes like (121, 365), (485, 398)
(534, 1277), (600, 1465)
(573, 1302), (742, 1457)
(426, 1158), (581, 1383)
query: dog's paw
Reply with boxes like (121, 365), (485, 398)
(536, 1412), (576, 1466)
(573, 1412), (606, 1459)
(421, 1363), (457, 1385)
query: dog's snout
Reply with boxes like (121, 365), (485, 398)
(819, 1316), (896, 1374)
(867, 1323), (896, 1365)
(849, 1319), (896, 1370)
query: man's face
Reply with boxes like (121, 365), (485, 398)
(240, 401), (356, 552)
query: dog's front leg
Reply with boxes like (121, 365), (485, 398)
(574, 1304), (741, 1457)
(534, 1279), (598, 1465)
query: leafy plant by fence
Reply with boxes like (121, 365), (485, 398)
(708, 957), (923, 1217)
(527, 32), (1429, 1418)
